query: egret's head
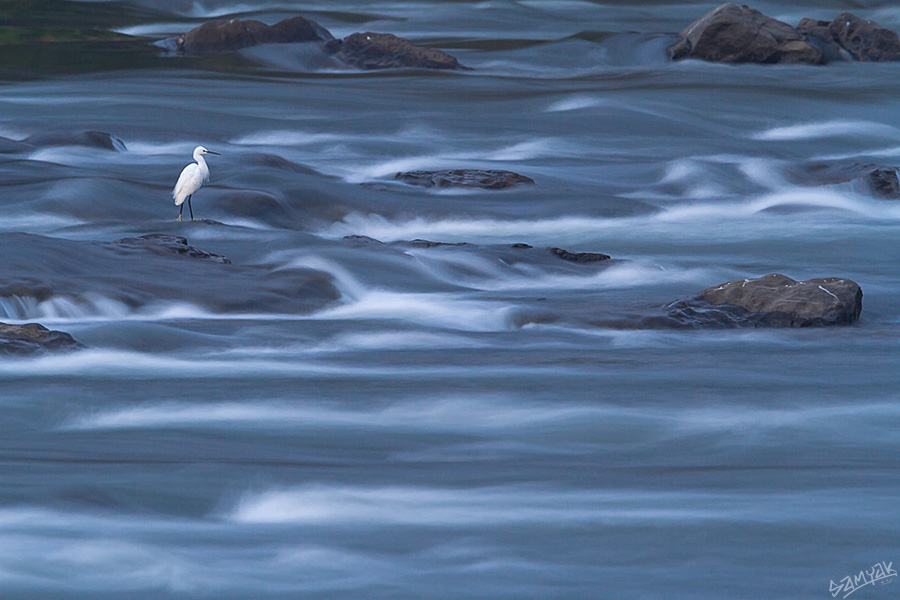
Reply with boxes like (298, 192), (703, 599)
(194, 146), (220, 156)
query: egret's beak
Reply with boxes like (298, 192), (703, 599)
(205, 150), (221, 155)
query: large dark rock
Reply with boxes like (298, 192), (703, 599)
(786, 161), (900, 198)
(668, 3), (824, 64)
(395, 169), (534, 189)
(696, 273), (862, 327)
(112, 234), (232, 264)
(0, 322), (83, 356)
(549, 248), (611, 263)
(176, 16), (333, 55)
(23, 131), (125, 152)
(326, 32), (467, 70)
(827, 12), (900, 62)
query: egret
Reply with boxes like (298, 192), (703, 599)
(172, 145), (220, 221)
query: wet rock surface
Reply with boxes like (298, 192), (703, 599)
(550, 248), (611, 263)
(112, 234), (232, 264)
(0, 233), (339, 315)
(826, 12), (900, 62)
(0, 322), (83, 356)
(175, 16), (334, 55)
(668, 3), (824, 65)
(395, 169), (534, 189)
(786, 161), (900, 198)
(669, 3), (900, 65)
(326, 32), (467, 70)
(6, 131), (126, 152)
(685, 273), (862, 327)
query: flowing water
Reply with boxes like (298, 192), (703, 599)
(1, 0), (899, 598)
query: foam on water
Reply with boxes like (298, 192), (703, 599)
(324, 186), (900, 245)
(229, 484), (896, 526)
(63, 395), (598, 432)
(545, 95), (606, 112)
(751, 120), (899, 142)
(231, 131), (339, 146)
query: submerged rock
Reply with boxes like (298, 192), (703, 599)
(112, 234), (232, 264)
(786, 161), (900, 198)
(549, 248), (611, 263)
(0, 322), (83, 356)
(0, 233), (338, 316)
(23, 131), (125, 151)
(395, 169), (534, 189)
(326, 32), (467, 70)
(175, 16), (333, 55)
(668, 273), (863, 327)
(668, 3), (824, 64)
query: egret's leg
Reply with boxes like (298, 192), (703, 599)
(188, 195), (194, 221)
(177, 203), (183, 222)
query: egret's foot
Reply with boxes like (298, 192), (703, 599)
(190, 217), (195, 221)
(176, 215), (183, 222)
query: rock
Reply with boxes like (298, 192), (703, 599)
(668, 3), (825, 64)
(176, 16), (333, 55)
(549, 247), (611, 263)
(695, 273), (862, 327)
(0, 232), (338, 316)
(111, 234), (232, 264)
(796, 18), (851, 63)
(827, 12), (900, 62)
(23, 131), (125, 151)
(407, 239), (474, 248)
(786, 161), (900, 198)
(511, 243), (533, 249)
(395, 169), (534, 189)
(326, 32), (467, 70)
(0, 322), (83, 356)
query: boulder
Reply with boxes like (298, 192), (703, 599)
(111, 234), (232, 264)
(827, 12), (900, 62)
(786, 161), (900, 198)
(668, 3), (824, 64)
(695, 273), (862, 327)
(176, 16), (333, 55)
(326, 32), (467, 70)
(549, 247), (611, 263)
(395, 169), (533, 189)
(0, 322), (83, 356)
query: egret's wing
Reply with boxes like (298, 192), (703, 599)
(172, 163), (203, 205)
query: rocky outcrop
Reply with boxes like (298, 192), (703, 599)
(550, 248), (611, 263)
(668, 4), (825, 64)
(786, 161), (900, 198)
(664, 273), (863, 327)
(0, 322), (83, 356)
(175, 16), (333, 55)
(112, 234), (232, 264)
(396, 169), (534, 189)
(326, 32), (466, 70)
(669, 4), (900, 65)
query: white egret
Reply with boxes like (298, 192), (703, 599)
(172, 146), (220, 221)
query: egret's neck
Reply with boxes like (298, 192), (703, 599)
(194, 151), (209, 176)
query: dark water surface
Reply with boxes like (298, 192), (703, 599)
(1, 1), (899, 598)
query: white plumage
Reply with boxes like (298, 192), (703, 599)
(172, 145), (219, 221)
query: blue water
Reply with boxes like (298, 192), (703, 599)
(0, 1), (898, 598)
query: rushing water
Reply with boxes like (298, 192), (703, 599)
(1, 1), (899, 598)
